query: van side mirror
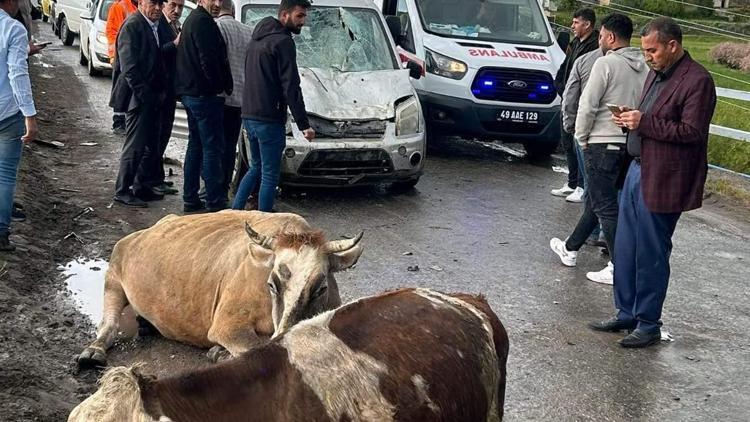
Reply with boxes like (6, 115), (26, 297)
(556, 31), (570, 52)
(385, 16), (403, 46)
(405, 60), (422, 80)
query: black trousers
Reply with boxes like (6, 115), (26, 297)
(114, 100), (162, 197)
(143, 99), (176, 188)
(222, 105), (242, 191)
(565, 144), (626, 257)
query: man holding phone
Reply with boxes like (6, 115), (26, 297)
(550, 14), (647, 285)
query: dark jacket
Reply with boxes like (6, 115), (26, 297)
(554, 30), (599, 96)
(109, 11), (177, 112)
(242, 16), (310, 130)
(637, 53), (716, 213)
(174, 5), (232, 97)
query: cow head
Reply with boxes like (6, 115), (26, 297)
(245, 223), (363, 338)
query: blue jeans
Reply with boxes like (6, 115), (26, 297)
(182, 95), (227, 209)
(0, 113), (25, 236)
(614, 161), (681, 332)
(232, 119), (285, 212)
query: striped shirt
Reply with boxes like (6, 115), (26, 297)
(215, 15), (253, 108)
(0, 9), (36, 121)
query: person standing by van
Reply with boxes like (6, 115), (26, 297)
(232, 0), (315, 212)
(552, 8), (598, 203)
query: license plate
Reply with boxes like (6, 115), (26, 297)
(497, 109), (539, 124)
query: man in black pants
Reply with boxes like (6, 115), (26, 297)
(552, 8), (598, 203)
(111, 0), (176, 207)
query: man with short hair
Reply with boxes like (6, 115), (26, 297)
(590, 17), (717, 348)
(215, 0), (252, 193)
(232, 0), (315, 212)
(107, 0), (138, 135)
(111, 0), (176, 207)
(176, 0), (233, 213)
(163, 0), (183, 35)
(0, 0), (38, 251)
(552, 7), (598, 203)
(550, 13), (648, 285)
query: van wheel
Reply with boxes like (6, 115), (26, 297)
(60, 17), (75, 46)
(390, 176), (420, 191)
(42, 14), (48, 22)
(88, 51), (102, 76)
(523, 141), (557, 159)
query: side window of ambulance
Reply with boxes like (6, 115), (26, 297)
(396, 0), (416, 53)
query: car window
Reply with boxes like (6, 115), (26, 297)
(242, 6), (397, 72)
(396, 0), (416, 53)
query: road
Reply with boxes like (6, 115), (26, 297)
(33, 23), (750, 421)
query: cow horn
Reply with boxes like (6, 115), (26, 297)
(245, 222), (275, 249)
(324, 231), (364, 253)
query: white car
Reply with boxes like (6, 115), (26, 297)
(231, 0), (426, 188)
(55, 0), (87, 45)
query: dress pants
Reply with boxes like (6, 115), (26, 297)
(115, 100), (161, 198)
(222, 105), (242, 192)
(141, 99), (176, 188)
(614, 161), (681, 332)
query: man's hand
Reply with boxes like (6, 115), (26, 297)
(22, 116), (38, 144)
(302, 128), (315, 142)
(28, 42), (46, 56)
(614, 110), (642, 130)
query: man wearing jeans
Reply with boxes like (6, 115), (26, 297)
(175, 0), (232, 212)
(0, 0), (38, 251)
(550, 14), (647, 284)
(232, 0), (315, 212)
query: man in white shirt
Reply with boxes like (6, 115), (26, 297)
(0, 0), (38, 251)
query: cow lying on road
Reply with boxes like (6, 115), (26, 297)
(78, 210), (364, 367)
(69, 288), (509, 422)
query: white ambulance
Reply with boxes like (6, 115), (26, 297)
(377, 0), (566, 156)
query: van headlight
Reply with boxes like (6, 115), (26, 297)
(96, 32), (108, 44)
(425, 49), (467, 80)
(395, 96), (421, 136)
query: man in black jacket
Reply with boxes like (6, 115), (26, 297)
(175, 0), (232, 212)
(232, 0), (315, 212)
(551, 8), (598, 203)
(111, 0), (177, 207)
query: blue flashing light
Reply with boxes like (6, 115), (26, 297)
(538, 84), (551, 91)
(472, 89), (481, 94)
(528, 93), (538, 99)
(482, 80), (494, 87)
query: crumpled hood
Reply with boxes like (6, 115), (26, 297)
(609, 47), (646, 72)
(299, 68), (415, 120)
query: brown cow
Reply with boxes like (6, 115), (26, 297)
(77, 210), (363, 367)
(69, 288), (510, 422)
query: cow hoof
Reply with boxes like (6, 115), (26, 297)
(207, 346), (231, 363)
(77, 347), (107, 369)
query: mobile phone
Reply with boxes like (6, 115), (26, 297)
(36, 41), (53, 47)
(606, 103), (630, 115)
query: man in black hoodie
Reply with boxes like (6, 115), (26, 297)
(552, 8), (599, 203)
(175, 0), (233, 212)
(232, 0), (315, 212)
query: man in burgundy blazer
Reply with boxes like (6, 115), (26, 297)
(588, 17), (717, 348)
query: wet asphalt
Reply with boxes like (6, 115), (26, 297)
(35, 23), (750, 421)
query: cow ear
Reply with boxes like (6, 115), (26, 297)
(329, 243), (363, 272)
(248, 243), (275, 267)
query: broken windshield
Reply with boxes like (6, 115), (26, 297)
(242, 6), (398, 72)
(415, 0), (551, 45)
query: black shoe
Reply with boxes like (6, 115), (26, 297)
(0, 234), (15, 252)
(114, 194), (148, 208)
(134, 189), (165, 202)
(588, 317), (637, 332)
(11, 206), (26, 222)
(153, 184), (179, 195)
(12, 201), (23, 210)
(206, 203), (228, 213)
(618, 329), (661, 348)
(162, 180), (174, 187)
(183, 201), (206, 213)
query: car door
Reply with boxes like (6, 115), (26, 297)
(79, 0), (96, 56)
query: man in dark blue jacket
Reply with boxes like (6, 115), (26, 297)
(232, 0), (315, 212)
(175, 0), (232, 212)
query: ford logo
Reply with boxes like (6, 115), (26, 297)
(507, 80), (528, 89)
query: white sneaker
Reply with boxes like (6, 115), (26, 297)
(566, 187), (584, 203)
(587, 262), (614, 285)
(551, 183), (575, 197)
(550, 237), (577, 267)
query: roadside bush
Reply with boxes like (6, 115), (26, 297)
(709, 42), (750, 72)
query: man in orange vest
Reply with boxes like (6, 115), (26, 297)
(105, 0), (137, 135)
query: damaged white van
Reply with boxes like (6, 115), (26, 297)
(236, 0), (426, 188)
(376, 0), (565, 156)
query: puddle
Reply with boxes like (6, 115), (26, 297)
(60, 258), (108, 322)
